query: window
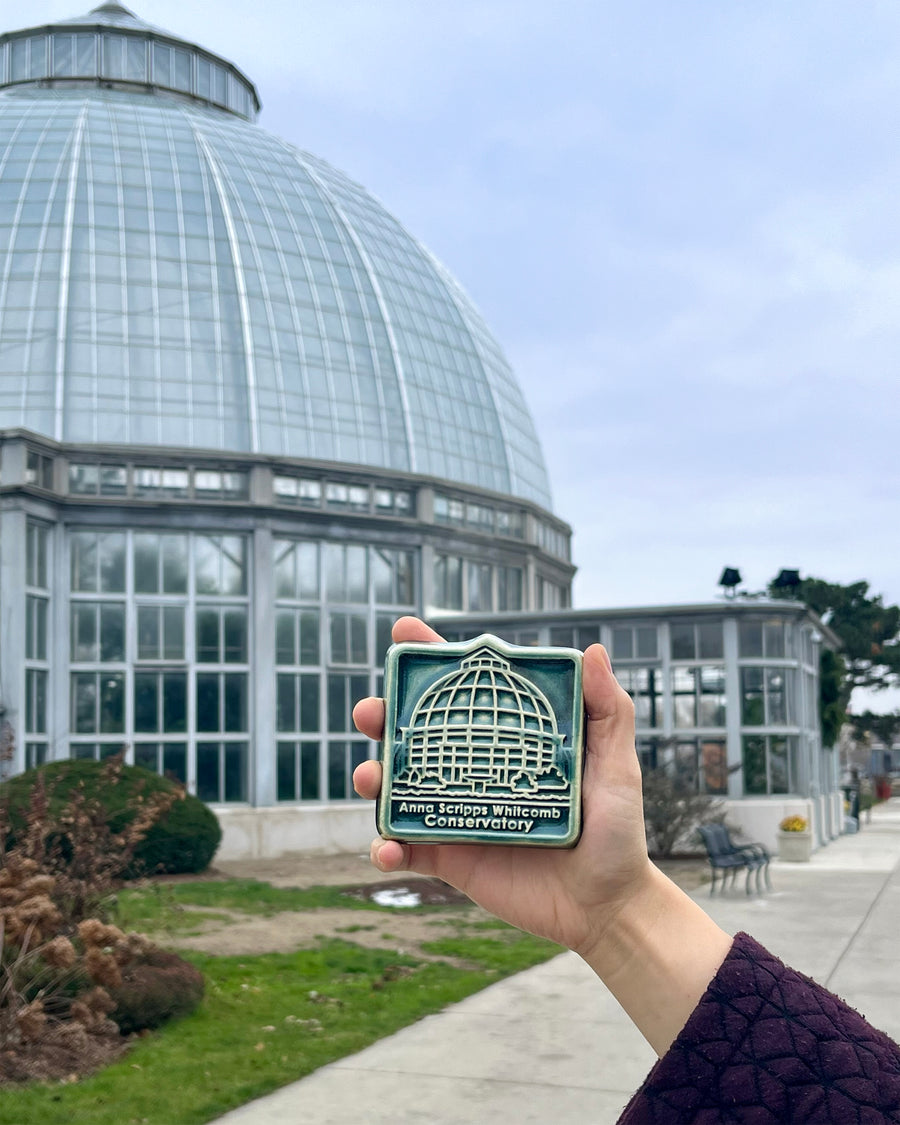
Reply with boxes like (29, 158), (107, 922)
(328, 741), (369, 800)
(137, 605), (185, 660)
(617, 667), (662, 728)
(196, 673), (247, 732)
(740, 667), (792, 726)
(275, 541), (319, 600)
(327, 673), (369, 732)
(373, 488), (412, 517)
(25, 669), (47, 735)
(276, 609), (320, 665)
(277, 741), (321, 800)
(26, 522), (49, 589)
(536, 576), (566, 610)
(372, 549), (414, 605)
(672, 739), (728, 795)
(329, 612), (368, 665)
(70, 602), (125, 662)
(672, 666), (726, 728)
(466, 561), (493, 611)
(134, 467), (189, 499)
(69, 463), (128, 496)
(497, 566), (523, 612)
(324, 544), (367, 603)
(197, 742), (247, 802)
(670, 621), (723, 660)
(276, 674), (320, 733)
(611, 625), (658, 661)
(70, 671), (125, 733)
(742, 735), (793, 795)
(739, 618), (786, 659)
(71, 532), (126, 593)
(134, 742), (187, 785)
(25, 449), (53, 490)
(195, 606), (247, 663)
(194, 535), (246, 595)
(433, 555), (462, 610)
(273, 476), (322, 506)
(194, 470), (248, 500)
(134, 672), (187, 733)
(25, 595), (48, 660)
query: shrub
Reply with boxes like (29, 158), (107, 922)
(1, 759), (220, 877)
(642, 765), (727, 858)
(108, 948), (204, 1034)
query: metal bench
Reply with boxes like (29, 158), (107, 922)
(697, 823), (771, 895)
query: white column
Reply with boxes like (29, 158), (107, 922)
(252, 526), (276, 806)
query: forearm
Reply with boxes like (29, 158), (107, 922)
(577, 863), (733, 1057)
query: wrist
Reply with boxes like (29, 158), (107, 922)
(576, 863), (733, 1056)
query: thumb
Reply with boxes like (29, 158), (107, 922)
(582, 644), (640, 789)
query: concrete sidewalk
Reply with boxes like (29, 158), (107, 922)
(213, 800), (900, 1125)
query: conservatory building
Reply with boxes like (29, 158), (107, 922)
(0, 3), (839, 858)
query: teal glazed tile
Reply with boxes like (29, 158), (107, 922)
(378, 634), (584, 848)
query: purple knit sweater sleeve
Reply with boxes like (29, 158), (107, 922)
(617, 931), (900, 1124)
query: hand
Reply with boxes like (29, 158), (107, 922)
(352, 616), (652, 958)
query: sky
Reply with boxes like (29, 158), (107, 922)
(22, 1), (900, 620)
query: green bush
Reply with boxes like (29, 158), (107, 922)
(108, 948), (204, 1034)
(1, 759), (221, 876)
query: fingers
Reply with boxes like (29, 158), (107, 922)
(352, 758), (382, 799)
(392, 616), (444, 644)
(352, 695), (385, 740)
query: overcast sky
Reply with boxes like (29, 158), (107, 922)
(25, 1), (900, 618)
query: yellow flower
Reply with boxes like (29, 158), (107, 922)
(779, 815), (808, 833)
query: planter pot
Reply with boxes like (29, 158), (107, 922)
(778, 830), (812, 862)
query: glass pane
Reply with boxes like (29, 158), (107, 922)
(72, 673), (96, 732)
(276, 612), (296, 665)
(330, 613), (347, 664)
(224, 609), (247, 662)
(100, 534), (126, 592)
(197, 742), (219, 802)
(577, 625), (601, 650)
(346, 545), (366, 602)
(163, 606), (185, 660)
(134, 743), (158, 772)
(701, 740), (727, 794)
(697, 623), (723, 660)
(137, 605), (160, 659)
(196, 609), (220, 662)
(194, 536), (219, 594)
(163, 743), (187, 785)
(134, 673), (159, 732)
(134, 533), (159, 593)
(277, 742), (296, 801)
(300, 743), (319, 800)
(739, 621), (763, 658)
(196, 673), (219, 731)
(764, 620), (785, 659)
(220, 536), (246, 595)
(327, 674), (346, 732)
(71, 533), (98, 592)
(162, 535), (188, 593)
(299, 674), (319, 732)
(670, 623), (695, 660)
(276, 674), (295, 732)
(375, 615), (393, 664)
(224, 744), (246, 801)
(770, 738), (789, 793)
(372, 550), (392, 604)
(163, 673), (187, 733)
(274, 542), (296, 598)
(99, 673), (125, 732)
(299, 611), (319, 664)
(328, 742), (347, 799)
(100, 466), (127, 496)
(612, 628), (633, 659)
(636, 627), (657, 659)
(71, 603), (97, 661)
(741, 667), (764, 725)
(70, 464), (99, 494)
(224, 674), (247, 731)
(99, 603), (125, 661)
(767, 669), (786, 724)
(742, 737), (767, 794)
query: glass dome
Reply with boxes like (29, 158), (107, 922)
(0, 4), (553, 508)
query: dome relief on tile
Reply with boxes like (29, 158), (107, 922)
(0, 4), (551, 507)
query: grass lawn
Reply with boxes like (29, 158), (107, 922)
(3, 881), (560, 1125)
